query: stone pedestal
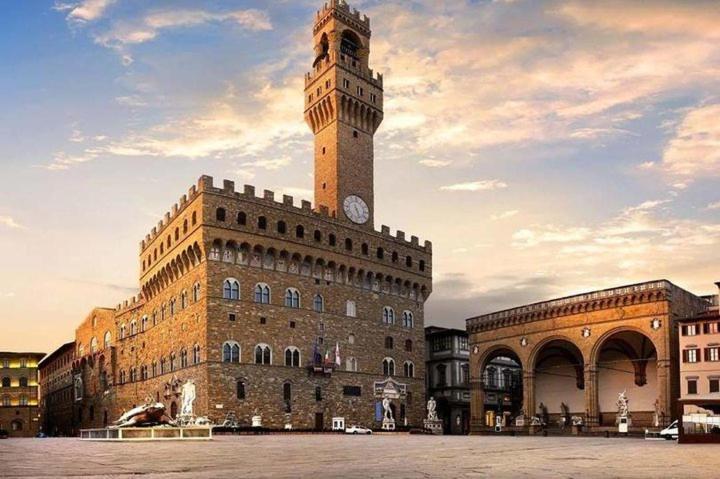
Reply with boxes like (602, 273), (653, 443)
(424, 419), (443, 435)
(381, 418), (396, 431)
(572, 424), (583, 435)
(251, 415), (263, 428)
(528, 424), (543, 435)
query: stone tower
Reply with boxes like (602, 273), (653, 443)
(305, 0), (384, 229)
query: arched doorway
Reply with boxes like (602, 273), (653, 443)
(532, 339), (585, 427)
(595, 330), (658, 427)
(480, 348), (523, 427)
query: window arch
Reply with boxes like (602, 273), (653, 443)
(284, 288), (300, 308)
(192, 211), (197, 226)
(314, 230), (322, 242)
(255, 344), (272, 364)
(103, 331), (112, 349)
(90, 337), (98, 353)
(222, 341), (240, 363)
(192, 282), (201, 302)
(404, 361), (415, 378)
(313, 294), (324, 313)
(236, 379), (246, 399)
(216, 208), (226, 222)
(1, 377), (10, 387)
(392, 251), (399, 263)
(329, 234), (336, 246)
(183, 219), (188, 234)
(169, 352), (176, 371)
(296, 225), (304, 238)
(180, 348), (188, 368)
(174, 228), (179, 240)
(254, 283), (271, 304)
(361, 243), (369, 255)
(141, 315), (148, 332)
(402, 311), (414, 328)
(19, 377), (28, 387)
(385, 336), (394, 349)
(237, 211), (247, 225)
(284, 347), (301, 367)
(2, 395), (10, 406)
(346, 300), (357, 317)
(406, 256), (412, 267)
(223, 278), (240, 300)
(382, 358), (395, 377)
(419, 260), (426, 272)
(405, 339), (413, 352)
(258, 216), (267, 229)
(377, 247), (384, 259)
(130, 320), (137, 336)
(345, 238), (353, 251)
(193, 344), (201, 364)
(277, 220), (287, 234)
(383, 307), (395, 325)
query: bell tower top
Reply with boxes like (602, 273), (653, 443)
(305, 1), (384, 229)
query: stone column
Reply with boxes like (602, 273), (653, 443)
(584, 365), (599, 428)
(469, 378), (485, 433)
(522, 370), (535, 422)
(656, 357), (671, 427)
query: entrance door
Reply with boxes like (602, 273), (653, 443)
(315, 412), (324, 431)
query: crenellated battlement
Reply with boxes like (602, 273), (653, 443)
(315, 0), (370, 35)
(195, 175), (431, 253)
(140, 184), (201, 251)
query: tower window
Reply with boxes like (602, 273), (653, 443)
(322, 147), (326, 154)
(377, 247), (384, 259)
(317, 87), (321, 96)
(309, 94), (313, 102)
(258, 216), (267, 230)
(325, 80), (331, 89)
(216, 208), (226, 222)
(296, 225), (305, 239)
(314, 230), (322, 242)
(345, 238), (353, 251)
(343, 79), (350, 89)
(361, 243), (369, 255)
(277, 221), (287, 234)
(329, 234), (336, 246)
(353, 130), (359, 138)
(237, 212), (247, 225)
(370, 93), (377, 103)
(356, 86), (364, 96)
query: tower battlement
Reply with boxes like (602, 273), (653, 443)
(315, 0), (370, 35)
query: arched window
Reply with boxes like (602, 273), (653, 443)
(419, 260), (426, 272)
(385, 336), (394, 349)
(192, 282), (201, 302)
(160, 357), (167, 374)
(314, 230), (322, 242)
(392, 251), (399, 263)
(254, 283), (271, 304)
(382, 358), (395, 377)
(181, 291), (188, 309)
(284, 347), (301, 367)
(329, 234), (336, 246)
(192, 211), (197, 225)
(193, 344), (200, 364)
(283, 382), (292, 408)
(236, 379), (246, 399)
(383, 307), (395, 325)
(313, 294), (324, 313)
(346, 357), (358, 372)
(406, 256), (412, 267)
(361, 243), (369, 255)
(377, 247), (384, 259)
(103, 331), (112, 349)
(403, 311), (414, 328)
(237, 211), (247, 225)
(1, 377), (10, 387)
(216, 208), (226, 222)
(174, 228), (179, 240)
(284, 288), (300, 308)
(346, 300), (357, 317)
(170, 298), (176, 316)
(90, 337), (98, 353)
(345, 238), (353, 251)
(141, 365), (148, 381)
(296, 225), (304, 238)
(130, 320), (137, 336)
(141, 316), (148, 332)
(169, 353), (176, 372)
(151, 361), (157, 377)
(222, 342), (240, 363)
(258, 216), (267, 229)
(405, 339), (413, 352)
(183, 219), (188, 234)
(19, 377), (28, 387)
(223, 278), (240, 300)
(277, 220), (287, 234)
(255, 344), (272, 364)
(2, 395), (10, 406)
(404, 361), (415, 378)
(180, 349), (188, 368)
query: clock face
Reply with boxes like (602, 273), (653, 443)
(343, 195), (370, 224)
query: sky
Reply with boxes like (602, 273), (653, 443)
(1, 0), (720, 353)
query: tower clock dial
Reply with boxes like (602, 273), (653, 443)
(343, 195), (370, 225)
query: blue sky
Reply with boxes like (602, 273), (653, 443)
(2, 0), (720, 352)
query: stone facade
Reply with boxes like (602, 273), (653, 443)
(0, 352), (45, 437)
(38, 341), (75, 436)
(425, 327), (470, 434)
(467, 280), (710, 433)
(57, 0), (432, 433)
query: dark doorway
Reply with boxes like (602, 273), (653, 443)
(170, 401), (178, 419)
(315, 412), (324, 431)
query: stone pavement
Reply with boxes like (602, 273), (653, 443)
(0, 434), (716, 478)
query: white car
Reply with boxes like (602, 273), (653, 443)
(659, 420), (678, 440)
(345, 425), (372, 435)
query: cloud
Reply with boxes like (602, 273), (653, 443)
(41, 151), (98, 171)
(54, 0), (116, 23)
(0, 216), (25, 230)
(95, 9), (272, 50)
(662, 103), (720, 178)
(241, 157), (292, 171)
(491, 210), (519, 221)
(440, 179), (507, 192)
(708, 201), (720, 210)
(419, 159), (451, 168)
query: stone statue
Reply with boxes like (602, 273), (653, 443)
(653, 398), (661, 428)
(382, 397), (393, 421)
(616, 390), (629, 418)
(180, 379), (196, 417)
(111, 398), (175, 429)
(560, 402), (571, 428)
(538, 402), (549, 426)
(427, 397), (438, 421)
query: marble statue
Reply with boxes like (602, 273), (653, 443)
(616, 390), (629, 418)
(382, 397), (394, 421)
(427, 397), (438, 421)
(111, 398), (175, 429)
(180, 379), (196, 417)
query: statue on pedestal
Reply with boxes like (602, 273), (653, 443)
(180, 379), (196, 417)
(653, 398), (661, 428)
(423, 396), (443, 434)
(427, 397), (438, 421)
(381, 397), (396, 431)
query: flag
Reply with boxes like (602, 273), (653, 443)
(335, 342), (341, 367)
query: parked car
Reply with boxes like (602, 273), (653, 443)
(345, 425), (372, 435)
(659, 420), (678, 440)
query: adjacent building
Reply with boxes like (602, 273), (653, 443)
(678, 284), (720, 443)
(0, 352), (45, 437)
(57, 0), (432, 433)
(467, 280), (712, 433)
(38, 342), (75, 436)
(425, 327), (470, 434)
